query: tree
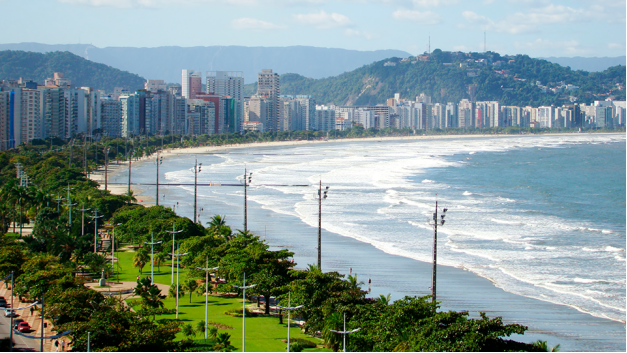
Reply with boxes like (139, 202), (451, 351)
(183, 278), (198, 303)
(181, 323), (195, 340)
(154, 251), (167, 272)
(213, 332), (235, 352)
(133, 247), (150, 274)
(134, 277), (164, 312)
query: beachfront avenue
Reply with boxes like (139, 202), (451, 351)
(0, 135), (567, 352)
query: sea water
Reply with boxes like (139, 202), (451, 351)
(123, 133), (625, 347)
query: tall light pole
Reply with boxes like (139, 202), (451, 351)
(90, 209), (103, 253)
(277, 291), (303, 353)
(54, 195), (65, 214)
(429, 201), (447, 304)
(104, 147), (110, 191)
(127, 147), (133, 196)
(166, 224), (182, 284)
(197, 257), (218, 341)
(193, 159), (202, 223)
(64, 185), (76, 237)
(155, 151), (163, 206)
(232, 273), (256, 352)
(144, 232), (162, 285)
(329, 313), (361, 353)
(316, 181), (329, 271)
(169, 243), (188, 319)
(78, 203), (91, 237)
(243, 169), (252, 232)
(110, 222), (121, 282)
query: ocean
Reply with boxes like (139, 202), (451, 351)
(117, 133), (626, 351)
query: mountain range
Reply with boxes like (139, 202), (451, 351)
(0, 43), (411, 84)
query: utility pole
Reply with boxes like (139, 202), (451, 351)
(243, 169), (252, 232)
(64, 184), (76, 237)
(166, 224), (182, 284)
(127, 147), (133, 196)
(78, 203), (91, 237)
(144, 232), (162, 285)
(104, 147), (110, 191)
(90, 209), (103, 253)
(156, 151), (163, 206)
(232, 273), (256, 352)
(329, 313), (361, 352)
(169, 243), (188, 319)
(430, 201), (447, 304)
(193, 159), (202, 223)
(54, 195), (65, 214)
(197, 258), (218, 341)
(277, 291), (303, 353)
(316, 181), (329, 271)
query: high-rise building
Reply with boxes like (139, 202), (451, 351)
(182, 70), (202, 100)
(257, 69), (280, 131)
(206, 71), (244, 132)
(100, 98), (122, 138)
(145, 80), (167, 92)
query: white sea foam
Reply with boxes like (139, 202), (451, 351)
(463, 191), (473, 196)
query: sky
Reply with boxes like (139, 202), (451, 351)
(1, 0), (625, 58)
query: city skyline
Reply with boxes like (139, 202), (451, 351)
(0, 0), (624, 58)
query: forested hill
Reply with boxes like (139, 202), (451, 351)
(246, 50), (626, 107)
(0, 50), (146, 92)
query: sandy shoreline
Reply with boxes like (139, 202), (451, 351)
(92, 132), (613, 204)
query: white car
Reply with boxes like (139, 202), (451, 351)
(4, 309), (17, 317)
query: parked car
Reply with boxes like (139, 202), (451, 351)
(17, 322), (31, 333)
(4, 309), (17, 317)
(0, 302), (9, 309)
(13, 318), (24, 328)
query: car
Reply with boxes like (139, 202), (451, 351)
(4, 309), (17, 317)
(17, 322), (31, 333)
(0, 302), (9, 309)
(13, 318), (24, 329)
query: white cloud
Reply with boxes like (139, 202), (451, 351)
(515, 38), (589, 55)
(608, 42), (625, 50)
(293, 10), (352, 29)
(232, 18), (286, 30)
(57, 0), (298, 7)
(392, 9), (441, 24)
(411, 0), (458, 7)
(344, 29), (375, 40)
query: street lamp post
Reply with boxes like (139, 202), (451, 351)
(64, 185), (76, 237)
(155, 152), (163, 206)
(232, 273), (256, 352)
(193, 159), (202, 223)
(166, 224), (183, 285)
(169, 243), (188, 319)
(144, 232), (162, 285)
(277, 291), (303, 353)
(78, 203), (91, 237)
(54, 195), (65, 214)
(104, 147), (110, 191)
(127, 147), (133, 196)
(197, 257), (219, 341)
(315, 181), (329, 271)
(329, 313), (361, 353)
(243, 169), (252, 232)
(110, 222), (121, 282)
(429, 201), (447, 304)
(90, 210), (103, 253)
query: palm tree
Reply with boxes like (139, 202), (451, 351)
(133, 247), (150, 274)
(154, 251), (167, 272)
(347, 274), (364, 290)
(322, 312), (343, 352)
(378, 293), (392, 305)
(180, 323), (195, 340)
(183, 278), (198, 303)
(532, 340), (561, 352)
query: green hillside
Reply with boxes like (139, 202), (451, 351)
(246, 50), (625, 106)
(0, 50), (146, 92)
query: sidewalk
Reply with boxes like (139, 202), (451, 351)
(0, 284), (55, 352)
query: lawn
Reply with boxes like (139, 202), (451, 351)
(113, 249), (329, 352)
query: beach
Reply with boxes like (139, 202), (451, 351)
(92, 133), (626, 352)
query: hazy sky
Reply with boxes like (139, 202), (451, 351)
(2, 0), (625, 57)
